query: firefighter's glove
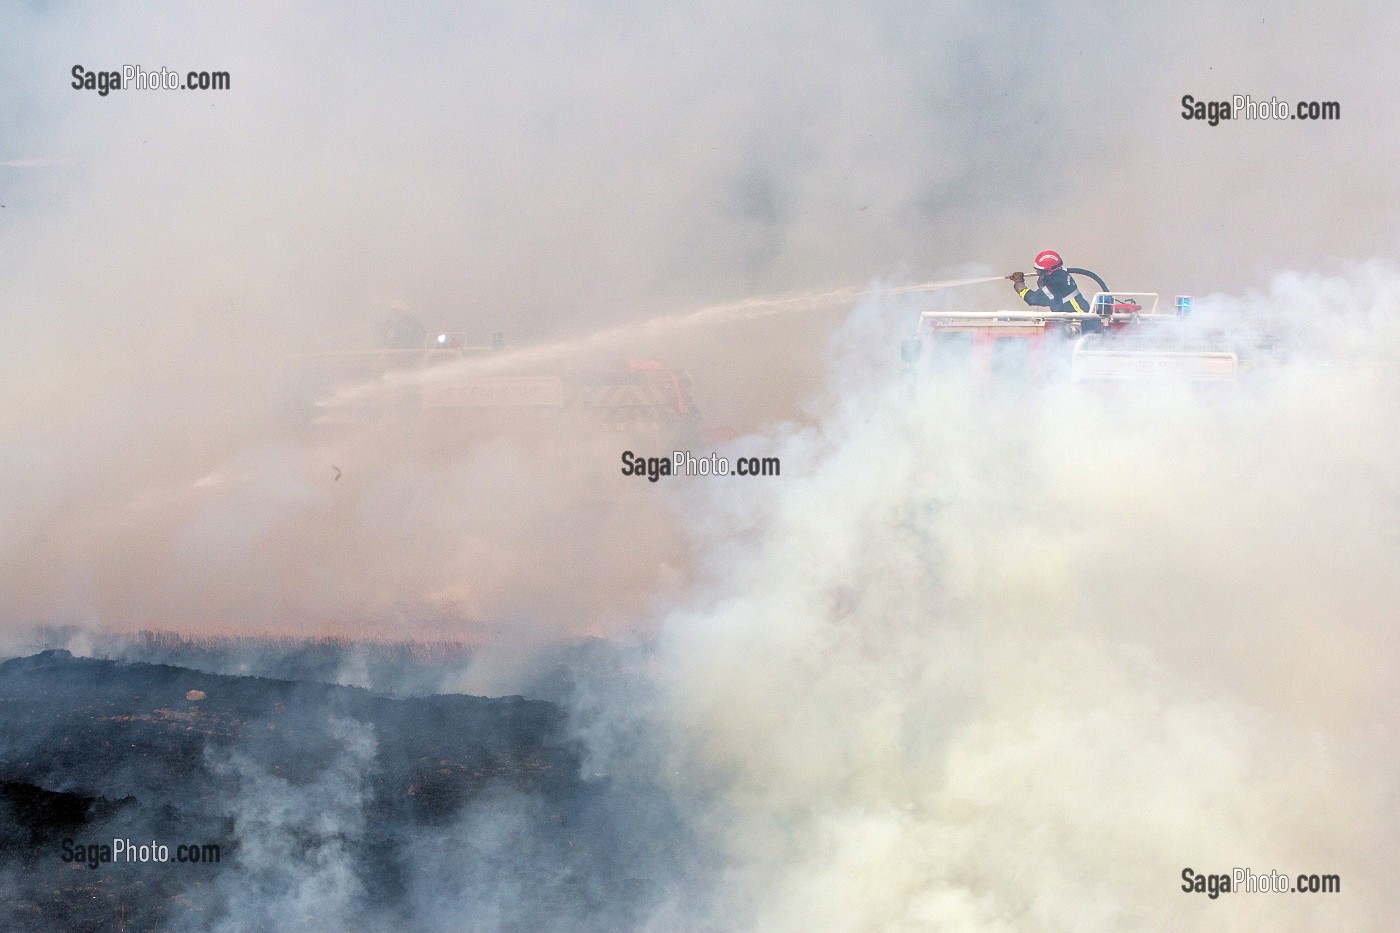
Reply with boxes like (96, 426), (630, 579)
(1008, 271), (1025, 288)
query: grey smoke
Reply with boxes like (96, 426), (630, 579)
(189, 717), (377, 933)
(577, 266), (1400, 930)
(3, 2), (1399, 929)
(2, 0), (1396, 642)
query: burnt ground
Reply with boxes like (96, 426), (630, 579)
(0, 650), (677, 931)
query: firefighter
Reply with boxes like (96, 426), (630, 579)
(1008, 250), (1092, 314)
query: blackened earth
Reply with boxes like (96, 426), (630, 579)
(0, 650), (679, 932)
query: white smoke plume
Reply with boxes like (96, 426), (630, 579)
(184, 717), (378, 932)
(573, 264), (1400, 931)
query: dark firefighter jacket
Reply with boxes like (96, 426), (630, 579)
(1018, 268), (1091, 314)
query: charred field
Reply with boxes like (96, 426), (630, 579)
(0, 648), (670, 932)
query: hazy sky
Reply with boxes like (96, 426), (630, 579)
(3, 2), (1392, 354)
(1, 1), (1396, 638)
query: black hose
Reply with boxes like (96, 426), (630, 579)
(1065, 267), (1109, 294)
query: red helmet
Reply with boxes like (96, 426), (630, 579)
(1033, 250), (1064, 272)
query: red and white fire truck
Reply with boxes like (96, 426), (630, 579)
(300, 334), (703, 450)
(901, 272), (1246, 386)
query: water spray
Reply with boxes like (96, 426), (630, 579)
(454, 275), (1009, 373)
(324, 273), (1011, 404)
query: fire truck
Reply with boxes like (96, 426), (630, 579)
(299, 333), (702, 451)
(900, 272), (1248, 386)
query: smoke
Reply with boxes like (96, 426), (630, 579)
(4, 4), (1400, 924)
(563, 264), (1400, 930)
(180, 717), (377, 932)
(2, 1), (1397, 646)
